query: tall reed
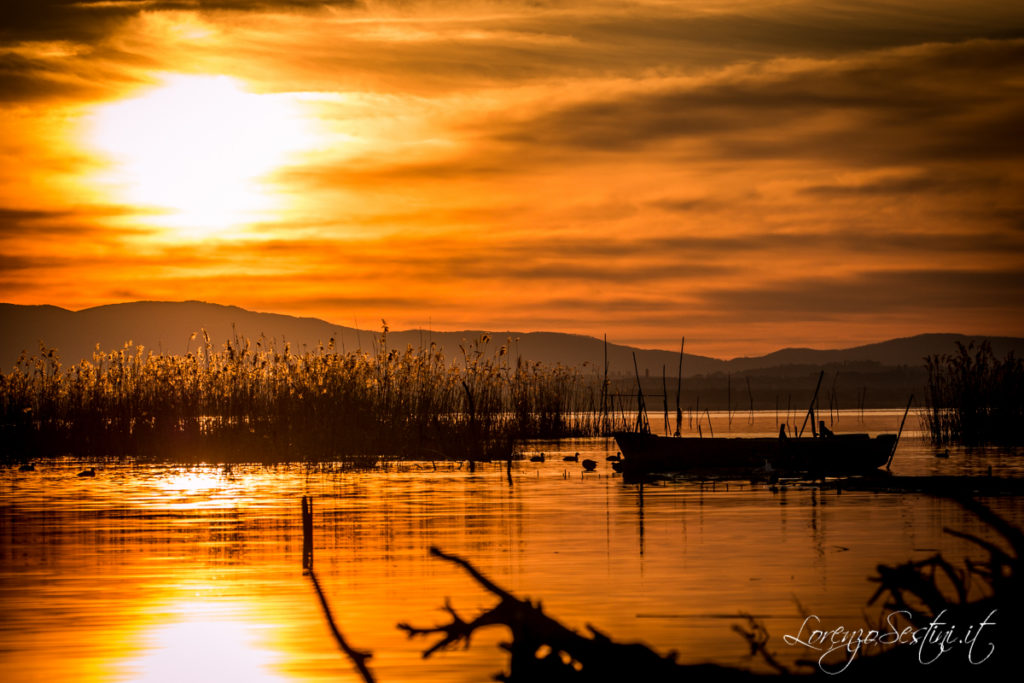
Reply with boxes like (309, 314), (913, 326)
(0, 328), (606, 463)
(923, 341), (1023, 445)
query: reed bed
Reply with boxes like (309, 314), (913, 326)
(0, 328), (613, 464)
(923, 341), (1024, 445)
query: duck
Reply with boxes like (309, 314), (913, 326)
(606, 452), (621, 462)
(581, 459), (598, 472)
(529, 453), (545, 463)
(18, 463), (35, 472)
(935, 449), (950, 458)
(563, 452), (579, 462)
(77, 468), (96, 477)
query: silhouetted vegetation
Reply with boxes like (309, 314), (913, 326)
(861, 498), (1022, 675)
(923, 341), (1024, 445)
(400, 547), (762, 682)
(0, 327), (610, 463)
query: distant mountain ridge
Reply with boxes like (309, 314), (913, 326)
(1, 301), (1021, 377)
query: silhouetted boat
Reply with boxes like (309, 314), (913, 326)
(611, 431), (897, 477)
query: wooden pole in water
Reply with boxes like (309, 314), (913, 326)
(799, 371), (825, 438)
(662, 365), (669, 436)
(746, 376), (754, 425)
(302, 496), (376, 683)
(302, 495), (314, 570)
(602, 334), (609, 432)
(887, 394), (914, 470)
(632, 352), (650, 434)
(831, 371), (840, 425)
(727, 373), (732, 428)
(675, 337), (684, 436)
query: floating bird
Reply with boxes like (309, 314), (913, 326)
(936, 449), (950, 458)
(18, 463), (35, 472)
(581, 459), (598, 472)
(529, 453), (545, 463)
(606, 452), (621, 462)
(611, 460), (624, 473)
(77, 468), (96, 477)
(563, 452), (579, 462)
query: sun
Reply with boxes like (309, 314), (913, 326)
(87, 74), (313, 239)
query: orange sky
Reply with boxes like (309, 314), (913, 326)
(1, 1), (1023, 358)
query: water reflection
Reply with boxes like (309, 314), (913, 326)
(1, 413), (1022, 681)
(123, 604), (284, 682)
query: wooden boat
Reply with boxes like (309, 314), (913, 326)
(611, 431), (897, 477)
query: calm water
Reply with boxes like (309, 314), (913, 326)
(2, 410), (1022, 681)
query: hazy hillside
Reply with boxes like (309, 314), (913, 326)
(0, 301), (723, 376)
(2, 302), (1021, 384)
(724, 333), (1024, 371)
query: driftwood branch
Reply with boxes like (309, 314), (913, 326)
(399, 546), (762, 682)
(732, 613), (790, 675)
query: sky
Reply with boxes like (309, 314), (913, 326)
(1, 1), (1023, 358)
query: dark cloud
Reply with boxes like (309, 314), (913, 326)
(801, 175), (945, 197)
(0, 255), (55, 273)
(489, 39), (1024, 166)
(648, 197), (727, 213)
(279, 294), (428, 308)
(0, 206), (161, 238)
(0, 54), (100, 102)
(699, 268), (1024, 317)
(0, 1), (357, 44)
(536, 296), (686, 314)
(0, 208), (74, 221)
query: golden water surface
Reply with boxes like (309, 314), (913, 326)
(2, 411), (1022, 681)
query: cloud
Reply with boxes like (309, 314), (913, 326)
(486, 39), (1024, 166)
(0, 2), (358, 44)
(699, 268), (1024, 317)
(2, 2), (1023, 354)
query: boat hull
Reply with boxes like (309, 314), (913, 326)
(611, 431), (896, 476)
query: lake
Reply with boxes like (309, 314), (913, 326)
(2, 410), (1022, 681)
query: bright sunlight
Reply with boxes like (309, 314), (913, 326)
(87, 75), (313, 239)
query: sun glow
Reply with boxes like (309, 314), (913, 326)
(87, 75), (314, 239)
(123, 610), (285, 682)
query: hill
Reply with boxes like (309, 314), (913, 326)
(2, 302), (1021, 387)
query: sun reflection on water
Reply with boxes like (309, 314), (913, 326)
(158, 469), (226, 495)
(122, 603), (285, 683)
